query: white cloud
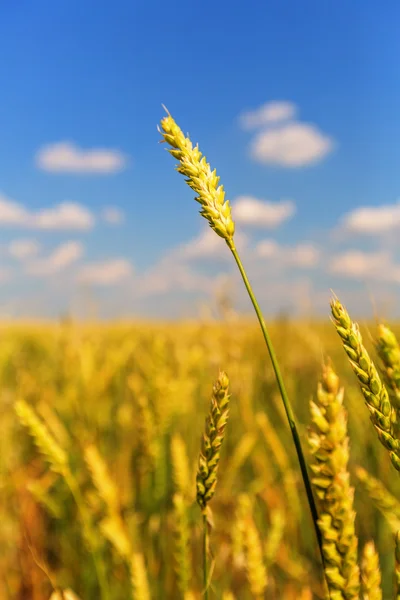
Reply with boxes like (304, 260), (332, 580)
(233, 196), (295, 228)
(250, 122), (334, 167)
(329, 250), (400, 282)
(27, 241), (84, 276)
(33, 202), (94, 230)
(257, 239), (320, 268)
(78, 259), (133, 285)
(8, 239), (40, 260)
(36, 142), (128, 174)
(101, 206), (124, 225)
(136, 260), (218, 297)
(0, 194), (94, 230)
(239, 101), (297, 129)
(341, 202), (400, 234)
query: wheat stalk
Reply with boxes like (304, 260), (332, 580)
(196, 371), (230, 600)
(331, 298), (400, 470)
(308, 362), (360, 599)
(360, 541), (382, 600)
(160, 108), (325, 567)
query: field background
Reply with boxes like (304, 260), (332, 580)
(1, 313), (399, 599)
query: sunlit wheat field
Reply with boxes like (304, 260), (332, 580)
(2, 315), (400, 599)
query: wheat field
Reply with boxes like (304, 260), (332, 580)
(1, 315), (400, 599)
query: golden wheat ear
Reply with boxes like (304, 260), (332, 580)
(331, 298), (400, 471)
(159, 112), (235, 242)
(308, 361), (360, 599)
(196, 371), (230, 511)
(196, 371), (230, 600)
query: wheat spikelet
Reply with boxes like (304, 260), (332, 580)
(361, 541), (382, 600)
(308, 361), (360, 599)
(330, 298), (400, 470)
(196, 371), (230, 511)
(395, 531), (400, 600)
(173, 493), (192, 598)
(15, 399), (68, 475)
(130, 552), (151, 600)
(355, 466), (400, 532)
(159, 111), (235, 242)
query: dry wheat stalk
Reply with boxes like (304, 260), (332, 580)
(308, 362), (360, 599)
(360, 541), (382, 600)
(331, 298), (400, 471)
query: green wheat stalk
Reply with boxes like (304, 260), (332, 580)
(159, 107), (324, 569)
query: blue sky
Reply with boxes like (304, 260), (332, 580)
(0, 1), (400, 319)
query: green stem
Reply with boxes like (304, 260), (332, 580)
(228, 241), (324, 565)
(202, 511), (209, 599)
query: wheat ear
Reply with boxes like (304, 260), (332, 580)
(196, 371), (230, 511)
(196, 371), (230, 600)
(360, 541), (382, 600)
(308, 362), (360, 599)
(159, 112), (235, 241)
(331, 298), (400, 470)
